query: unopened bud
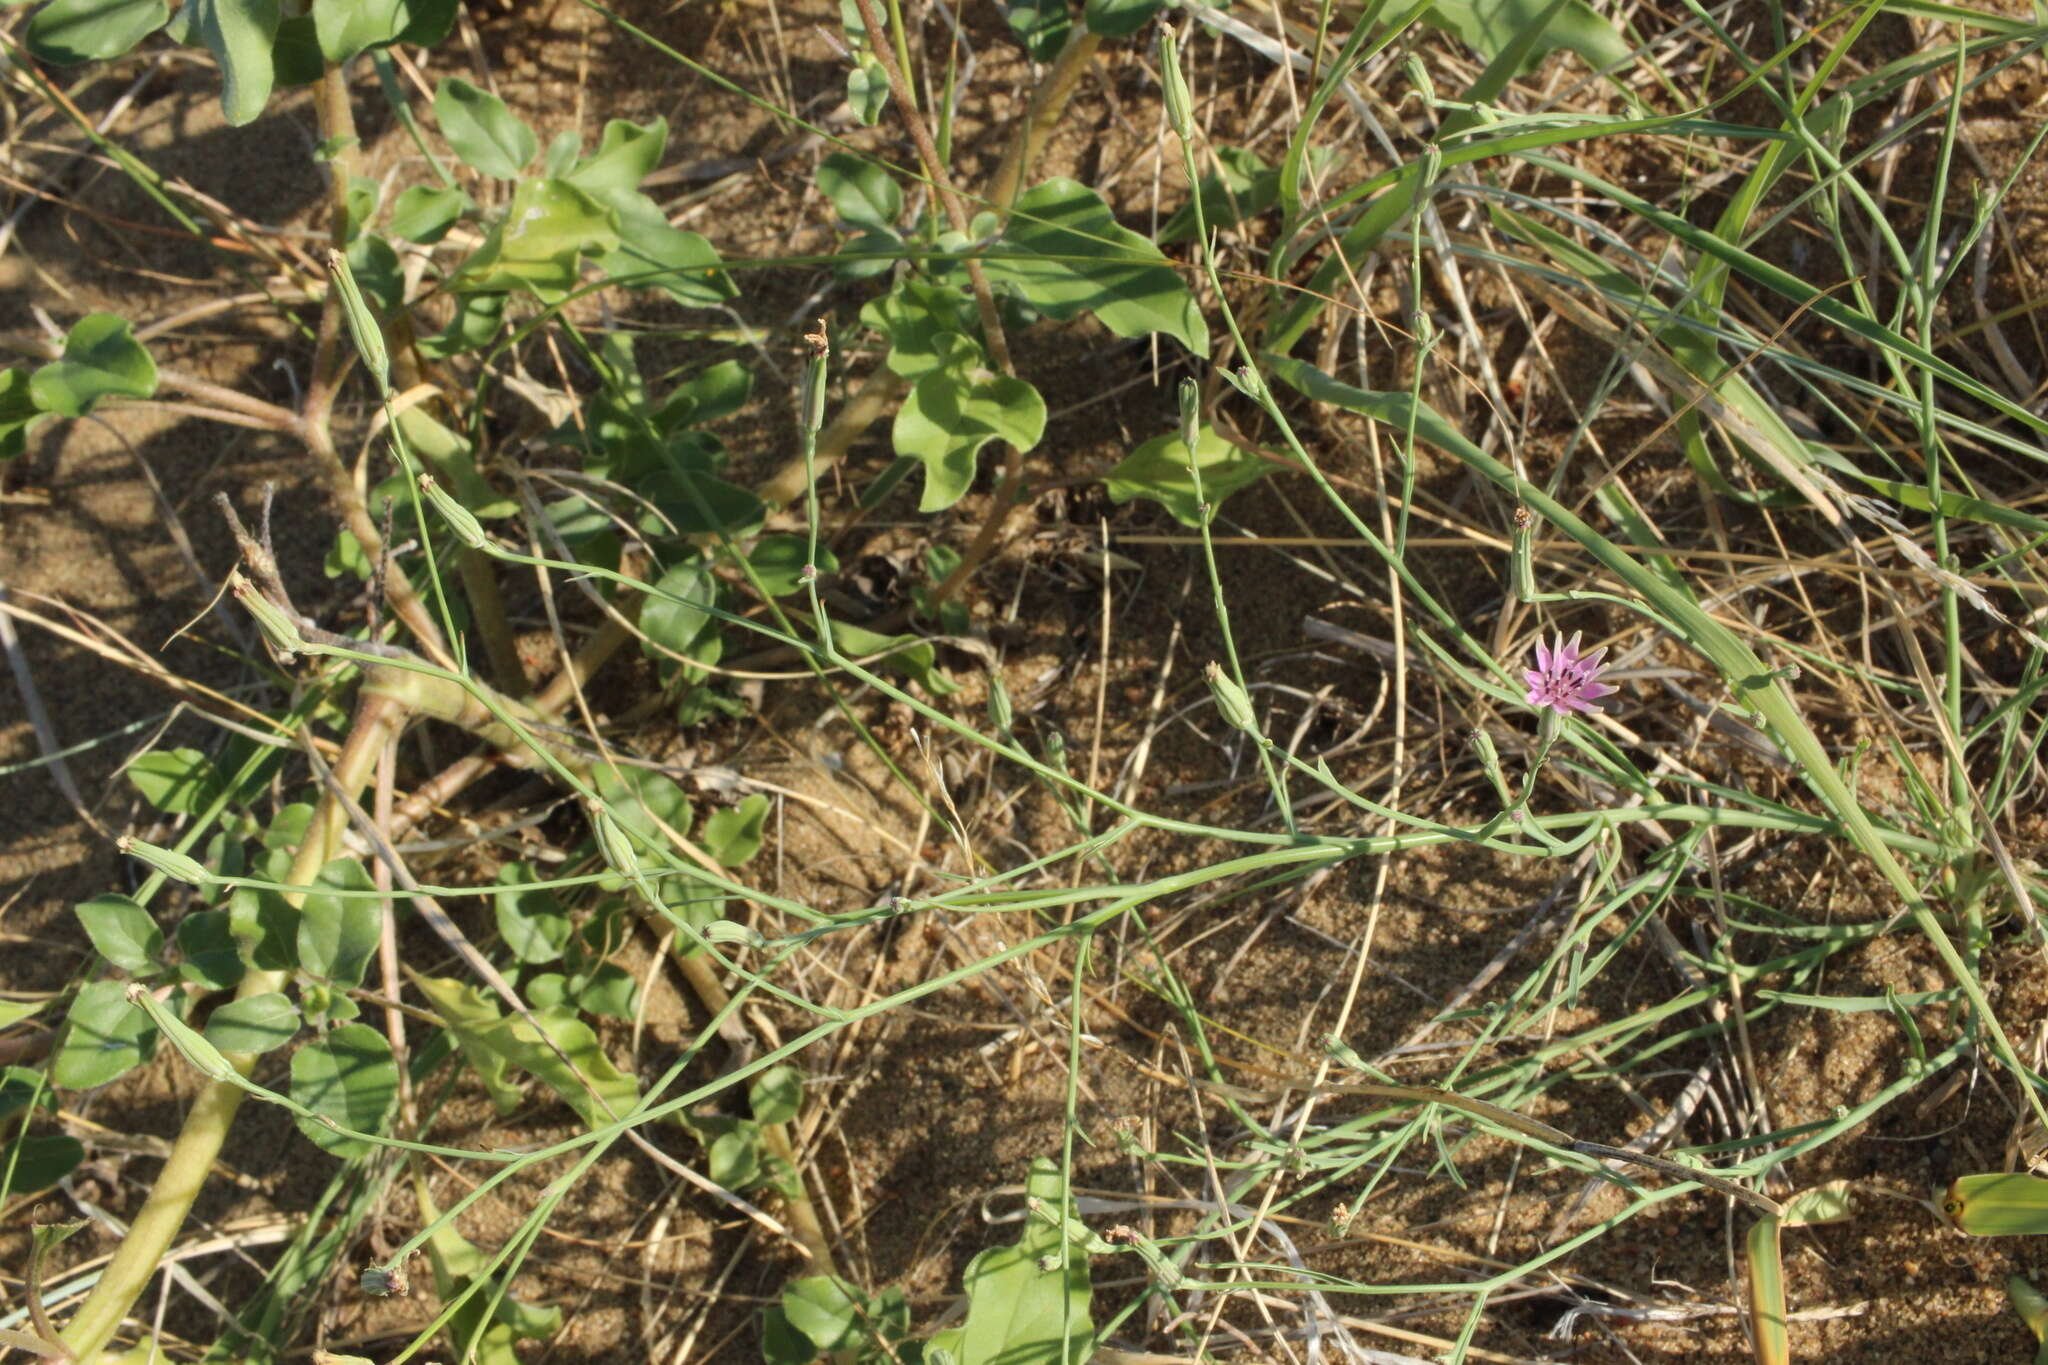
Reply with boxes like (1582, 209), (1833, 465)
(702, 919), (766, 949)
(418, 474), (490, 551)
(1204, 662), (1260, 737)
(117, 835), (214, 887)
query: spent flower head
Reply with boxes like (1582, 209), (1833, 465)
(1524, 630), (1616, 717)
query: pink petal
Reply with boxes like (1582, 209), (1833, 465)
(1533, 638), (1553, 672)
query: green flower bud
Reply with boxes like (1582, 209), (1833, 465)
(418, 474), (489, 551)
(326, 248), (390, 392)
(117, 835), (214, 887)
(1204, 661), (1260, 737)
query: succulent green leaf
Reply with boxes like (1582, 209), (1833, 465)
(203, 991), (300, 1054)
(493, 861), (571, 965)
(387, 185), (470, 244)
(408, 972), (523, 1114)
(599, 196), (734, 305)
(641, 557), (720, 663)
(1106, 423), (1275, 526)
(188, 0), (281, 125)
(472, 1006), (639, 1129)
(297, 858), (382, 990)
(1082, 0), (1162, 36)
(747, 535), (838, 597)
(986, 179), (1208, 355)
(925, 1158), (1094, 1365)
(53, 979), (158, 1089)
(76, 895), (164, 974)
(749, 1064), (802, 1126)
(817, 152), (902, 231)
(781, 1276), (862, 1352)
(0, 1134), (85, 1199)
(26, 0), (168, 64)
(460, 178), (616, 297)
(435, 77), (537, 178)
(701, 793), (770, 868)
(290, 1022), (398, 1157)
(893, 363), (1046, 512)
(563, 117), (668, 201)
(176, 908), (245, 989)
(846, 57), (887, 125)
(32, 313), (157, 418)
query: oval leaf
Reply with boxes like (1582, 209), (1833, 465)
(291, 1022), (398, 1157)
(297, 858), (381, 990)
(435, 77), (537, 179)
(493, 861), (571, 965)
(32, 314), (158, 419)
(52, 980), (157, 1089)
(203, 991), (300, 1055)
(27, 0), (169, 63)
(76, 895), (164, 974)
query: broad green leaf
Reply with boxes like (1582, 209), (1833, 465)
(408, 971), (523, 1114)
(493, 861), (571, 965)
(761, 1305), (816, 1365)
(189, 0), (281, 125)
(473, 1006), (639, 1129)
(830, 621), (960, 696)
(76, 895), (163, 973)
(1947, 1172), (2048, 1235)
(1106, 423), (1276, 526)
(863, 280), (982, 379)
(747, 535), (838, 597)
(781, 1275), (861, 1352)
(926, 1158), (1093, 1365)
(986, 178), (1208, 355)
(0, 1068), (52, 1124)
(203, 991), (299, 1054)
(230, 846), (299, 972)
(0, 369), (47, 460)
(26, 0), (167, 63)
(817, 152), (901, 230)
(0, 1134), (84, 1198)
(297, 858), (381, 990)
(592, 763), (693, 852)
(461, 178), (616, 297)
(641, 557), (720, 662)
(893, 363), (1046, 512)
(750, 1064), (801, 1125)
(394, 404), (511, 517)
(652, 359), (752, 432)
(176, 908), (245, 989)
(413, 1172), (563, 1364)
(270, 12), (323, 84)
(124, 748), (224, 814)
(310, 0), (449, 61)
(564, 117), (667, 201)
(641, 465), (765, 539)
(1005, 0), (1068, 60)
(599, 196), (735, 305)
(572, 963), (637, 1021)
(1083, 0), (1161, 36)
(1423, 0), (1630, 73)
(32, 314), (157, 418)
(0, 1000), (44, 1031)
(387, 184), (470, 244)
(701, 793), (769, 868)
(291, 1023), (397, 1157)
(435, 77), (536, 178)
(344, 231), (402, 313)
(524, 972), (570, 1010)
(709, 1125), (761, 1189)
(52, 980), (157, 1089)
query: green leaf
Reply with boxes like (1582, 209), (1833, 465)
(652, 359), (752, 432)
(408, 972), (523, 1114)
(230, 848), (299, 972)
(26, 0), (167, 63)
(0, 1134), (84, 1199)
(761, 1305), (816, 1365)
(124, 748), (224, 814)
(1422, 0), (1630, 73)
(925, 1158), (1094, 1365)
(986, 178), (1208, 355)
(847, 57), (888, 125)
(709, 1124), (762, 1189)
(387, 184), (470, 244)
(564, 116), (668, 201)
(472, 1006), (639, 1129)
(188, 0), (281, 125)
(270, 12), (323, 85)
(344, 231), (403, 312)
(0, 1000), (45, 1032)
(750, 1064), (802, 1125)
(290, 1022), (397, 1157)
(493, 861), (571, 965)
(52, 980), (157, 1089)
(435, 77), (536, 178)
(747, 534), (838, 597)
(817, 152), (902, 231)
(1005, 0), (1069, 61)
(310, 0), (447, 61)
(76, 895), (164, 974)
(176, 908), (245, 989)
(0, 369), (47, 461)
(297, 858), (381, 990)
(1105, 423), (1276, 526)
(893, 361), (1046, 512)
(642, 466), (765, 539)
(702, 793), (769, 868)
(572, 962), (638, 1021)
(863, 279), (980, 380)
(394, 404), (511, 518)
(1083, 0), (1161, 37)
(830, 621), (960, 696)
(460, 178), (616, 297)
(592, 763), (693, 853)
(641, 557), (720, 663)
(599, 196), (735, 305)
(32, 313), (157, 419)
(203, 991), (299, 1054)
(782, 1276), (862, 1352)
(0, 1067), (53, 1123)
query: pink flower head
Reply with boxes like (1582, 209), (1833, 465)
(1523, 630), (1616, 717)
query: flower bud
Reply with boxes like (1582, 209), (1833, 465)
(117, 835), (214, 887)
(418, 474), (489, 551)
(1204, 662), (1261, 737)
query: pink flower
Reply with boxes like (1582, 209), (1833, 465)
(1524, 631), (1616, 716)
